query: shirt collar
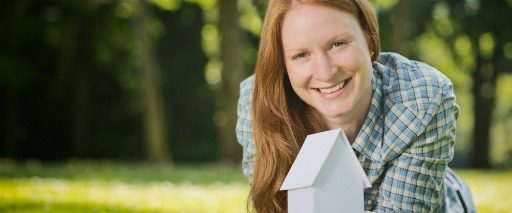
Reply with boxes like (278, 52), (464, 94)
(352, 63), (385, 160)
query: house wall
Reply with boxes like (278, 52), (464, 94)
(288, 187), (315, 213)
(315, 140), (365, 212)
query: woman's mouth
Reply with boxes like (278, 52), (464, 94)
(317, 78), (351, 94)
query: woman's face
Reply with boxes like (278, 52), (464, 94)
(282, 3), (373, 128)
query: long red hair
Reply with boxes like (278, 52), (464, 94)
(251, 0), (380, 212)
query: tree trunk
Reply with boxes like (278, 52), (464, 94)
(72, 61), (89, 157)
(470, 55), (497, 168)
(134, 0), (172, 166)
(72, 19), (89, 157)
(5, 90), (20, 158)
(218, 0), (243, 163)
(390, 0), (410, 55)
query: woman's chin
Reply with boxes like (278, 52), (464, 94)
(320, 109), (348, 120)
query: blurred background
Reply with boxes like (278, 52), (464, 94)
(0, 0), (511, 212)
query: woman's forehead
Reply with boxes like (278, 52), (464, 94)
(281, 4), (361, 41)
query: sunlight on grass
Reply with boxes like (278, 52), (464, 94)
(0, 162), (250, 212)
(457, 170), (512, 213)
(0, 162), (510, 212)
(0, 178), (249, 212)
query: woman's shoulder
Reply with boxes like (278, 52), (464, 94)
(375, 52), (455, 112)
(370, 53), (459, 162)
(240, 74), (255, 89)
(239, 75), (255, 106)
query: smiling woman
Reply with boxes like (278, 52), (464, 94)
(235, 0), (476, 213)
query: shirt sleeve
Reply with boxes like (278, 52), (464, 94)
(374, 82), (460, 212)
(235, 75), (256, 183)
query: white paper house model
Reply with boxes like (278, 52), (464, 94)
(280, 128), (371, 213)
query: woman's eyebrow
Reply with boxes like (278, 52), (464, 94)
(326, 31), (353, 42)
(283, 31), (355, 53)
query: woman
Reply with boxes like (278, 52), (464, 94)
(236, 0), (475, 212)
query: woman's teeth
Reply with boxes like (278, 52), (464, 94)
(319, 80), (345, 94)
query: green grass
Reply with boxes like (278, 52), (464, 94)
(0, 161), (249, 213)
(456, 170), (512, 213)
(0, 161), (510, 212)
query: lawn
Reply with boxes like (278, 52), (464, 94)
(0, 161), (249, 213)
(0, 161), (510, 212)
(456, 170), (512, 212)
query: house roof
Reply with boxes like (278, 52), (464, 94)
(280, 128), (371, 191)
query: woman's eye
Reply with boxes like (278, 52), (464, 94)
(292, 52), (308, 60)
(330, 40), (348, 49)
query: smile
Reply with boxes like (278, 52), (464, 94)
(317, 78), (351, 94)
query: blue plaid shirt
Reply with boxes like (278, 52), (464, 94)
(236, 53), (474, 212)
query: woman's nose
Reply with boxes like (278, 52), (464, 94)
(314, 53), (337, 81)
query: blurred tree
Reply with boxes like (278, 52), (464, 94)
(0, 0), (146, 160)
(0, 0), (221, 162)
(0, 0), (33, 158)
(134, 0), (172, 166)
(389, 0), (409, 54)
(154, 2), (217, 162)
(441, 0), (512, 168)
(377, 0), (437, 57)
(377, 0), (512, 168)
(70, 1), (92, 158)
(217, 0), (243, 163)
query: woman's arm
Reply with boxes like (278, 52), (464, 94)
(374, 82), (459, 212)
(236, 75), (256, 183)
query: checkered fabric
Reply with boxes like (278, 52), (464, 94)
(236, 52), (475, 212)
